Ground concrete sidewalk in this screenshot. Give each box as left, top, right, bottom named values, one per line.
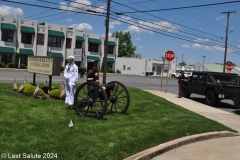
left=124, top=90, right=240, bottom=160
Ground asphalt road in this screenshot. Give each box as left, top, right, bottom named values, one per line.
left=0, top=68, right=239, bottom=115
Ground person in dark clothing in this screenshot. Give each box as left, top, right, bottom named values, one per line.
left=177, top=70, right=185, bottom=98
left=79, top=66, right=86, bottom=78
left=86, top=65, right=99, bottom=84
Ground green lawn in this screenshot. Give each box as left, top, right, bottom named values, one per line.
left=0, top=83, right=236, bottom=160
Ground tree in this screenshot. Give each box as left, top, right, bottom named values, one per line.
left=226, top=61, right=236, bottom=66
left=179, top=62, right=187, bottom=66
left=112, top=31, right=136, bottom=57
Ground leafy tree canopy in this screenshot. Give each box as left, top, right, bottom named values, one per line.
left=112, top=31, right=136, bottom=57
left=179, top=62, right=187, bottom=66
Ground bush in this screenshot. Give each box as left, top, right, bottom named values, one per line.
left=23, top=83, right=44, bottom=96
left=0, top=63, right=6, bottom=68
left=20, top=64, right=27, bottom=69
left=14, top=52, right=20, bottom=68
left=108, top=68, right=114, bottom=73
left=7, top=63, right=14, bottom=68
left=116, top=69, right=121, bottom=74
left=49, top=88, right=64, bottom=100
left=61, top=66, right=64, bottom=72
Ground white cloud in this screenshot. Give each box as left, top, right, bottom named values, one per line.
left=182, top=44, right=190, bottom=48
left=67, top=18, right=73, bottom=22
left=59, top=0, right=104, bottom=14
left=126, top=25, right=152, bottom=34
left=139, top=46, right=143, bottom=49
left=149, top=21, right=179, bottom=32
left=135, top=38, right=141, bottom=41
left=0, top=5, right=23, bottom=17
left=109, top=20, right=121, bottom=29
left=237, top=45, right=240, bottom=48
left=68, top=23, right=92, bottom=31
left=216, top=15, right=225, bottom=21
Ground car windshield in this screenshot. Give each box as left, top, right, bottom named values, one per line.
left=209, top=73, right=238, bottom=84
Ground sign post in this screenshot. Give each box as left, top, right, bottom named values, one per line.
left=164, top=50, right=175, bottom=93
left=226, top=63, right=233, bottom=72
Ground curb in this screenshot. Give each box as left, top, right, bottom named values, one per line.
left=123, top=131, right=240, bottom=160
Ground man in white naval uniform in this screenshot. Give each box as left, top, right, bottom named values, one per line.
left=64, top=56, right=78, bottom=108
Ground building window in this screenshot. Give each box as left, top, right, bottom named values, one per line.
left=48, top=36, right=61, bottom=48
left=152, top=67, right=155, bottom=71
left=108, top=46, right=114, bottom=54
left=21, top=32, right=32, bottom=44
left=88, top=43, right=99, bottom=52
left=1, top=53, right=12, bottom=64
left=1, top=30, right=13, bottom=42
left=66, top=38, right=72, bottom=49
left=75, top=41, right=82, bottom=48
left=37, top=33, right=44, bottom=45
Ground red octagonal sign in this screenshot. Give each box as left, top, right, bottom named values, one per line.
left=226, top=63, right=233, bottom=71
left=165, top=50, right=175, bottom=62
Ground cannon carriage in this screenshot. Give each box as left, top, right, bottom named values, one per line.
left=74, top=81, right=130, bottom=119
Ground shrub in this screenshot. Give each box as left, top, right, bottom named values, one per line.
left=7, top=63, right=14, bottom=68
left=20, top=64, right=27, bottom=69
left=49, top=88, right=63, bottom=100
left=116, top=69, right=121, bottom=74
left=14, top=52, right=20, bottom=68
left=108, top=68, right=114, bottom=73
left=23, top=83, right=44, bottom=96
left=61, top=66, right=64, bottom=72
left=0, top=63, right=6, bottom=68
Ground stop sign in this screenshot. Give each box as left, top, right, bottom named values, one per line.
left=226, top=63, right=233, bottom=71
left=165, top=50, right=175, bottom=62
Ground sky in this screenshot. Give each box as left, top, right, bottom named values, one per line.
left=1, top=0, right=240, bottom=66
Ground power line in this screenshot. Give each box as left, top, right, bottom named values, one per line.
left=114, top=0, right=240, bottom=14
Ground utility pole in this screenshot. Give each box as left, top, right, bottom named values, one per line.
left=103, top=0, right=111, bottom=84
left=221, top=10, right=236, bottom=73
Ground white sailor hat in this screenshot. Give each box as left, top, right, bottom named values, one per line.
left=67, top=55, right=75, bottom=59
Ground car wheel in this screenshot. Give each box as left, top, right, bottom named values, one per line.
left=182, top=85, right=190, bottom=98
left=205, top=90, right=216, bottom=106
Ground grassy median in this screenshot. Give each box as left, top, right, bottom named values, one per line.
left=0, top=83, right=236, bottom=160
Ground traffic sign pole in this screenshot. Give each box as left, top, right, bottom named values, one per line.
left=163, top=50, right=175, bottom=93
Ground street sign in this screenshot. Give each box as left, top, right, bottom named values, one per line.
left=165, top=50, right=175, bottom=62
left=226, top=63, right=233, bottom=71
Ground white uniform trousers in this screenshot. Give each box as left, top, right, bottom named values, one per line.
left=65, top=79, right=75, bottom=106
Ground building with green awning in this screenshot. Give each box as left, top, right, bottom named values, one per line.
left=19, top=48, right=34, bottom=55
left=48, top=30, right=64, bottom=37
left=47, top=52, right=63, bottom=58
left=76, top=36, right=84, bottom=41
left=88, top=38, right=101, bottom=44
left=87, top=55, right=100, bottom=61
left=0, top=47, right=15, bottom=54
left=21, top=26, right=35, bottom=33
left=1, top=23, right=16, bottom=31
left=108, top=41, right=116, bottom=46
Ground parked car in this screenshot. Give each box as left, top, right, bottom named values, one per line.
left=171, top=71, right=192, bottom=78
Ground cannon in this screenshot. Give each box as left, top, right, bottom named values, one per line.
left=74, top=81, right=130, bottom=119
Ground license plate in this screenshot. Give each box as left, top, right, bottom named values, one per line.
left=218, top=94, right=224, bottom=98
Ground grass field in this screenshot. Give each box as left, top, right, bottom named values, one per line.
left=0, top=83, right=236, bottom=160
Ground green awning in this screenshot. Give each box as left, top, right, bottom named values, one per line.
left=76, top=36, right=85, bottom=41
left=47, top=52, right=63, bottom=58
left=1, top=23, right=16, bottom=31
left=0, top=47, right=15, bottom=54
left=21, top=26, right=35, bottom=33
left=108, top=41, right=116, bottom=46
left=88, top=38, right=101, bottom=44
left=107, top=57, right=115, bottom=63
left=19, top=48, right=34, bottom=55
left=48, top=30, right=64, bottom=37
left=87, top=55, right=100, bottom=61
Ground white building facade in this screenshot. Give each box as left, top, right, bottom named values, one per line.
left=0, top=15, right=118, bottom=71
left=115, top=57, right=176, bottom=77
